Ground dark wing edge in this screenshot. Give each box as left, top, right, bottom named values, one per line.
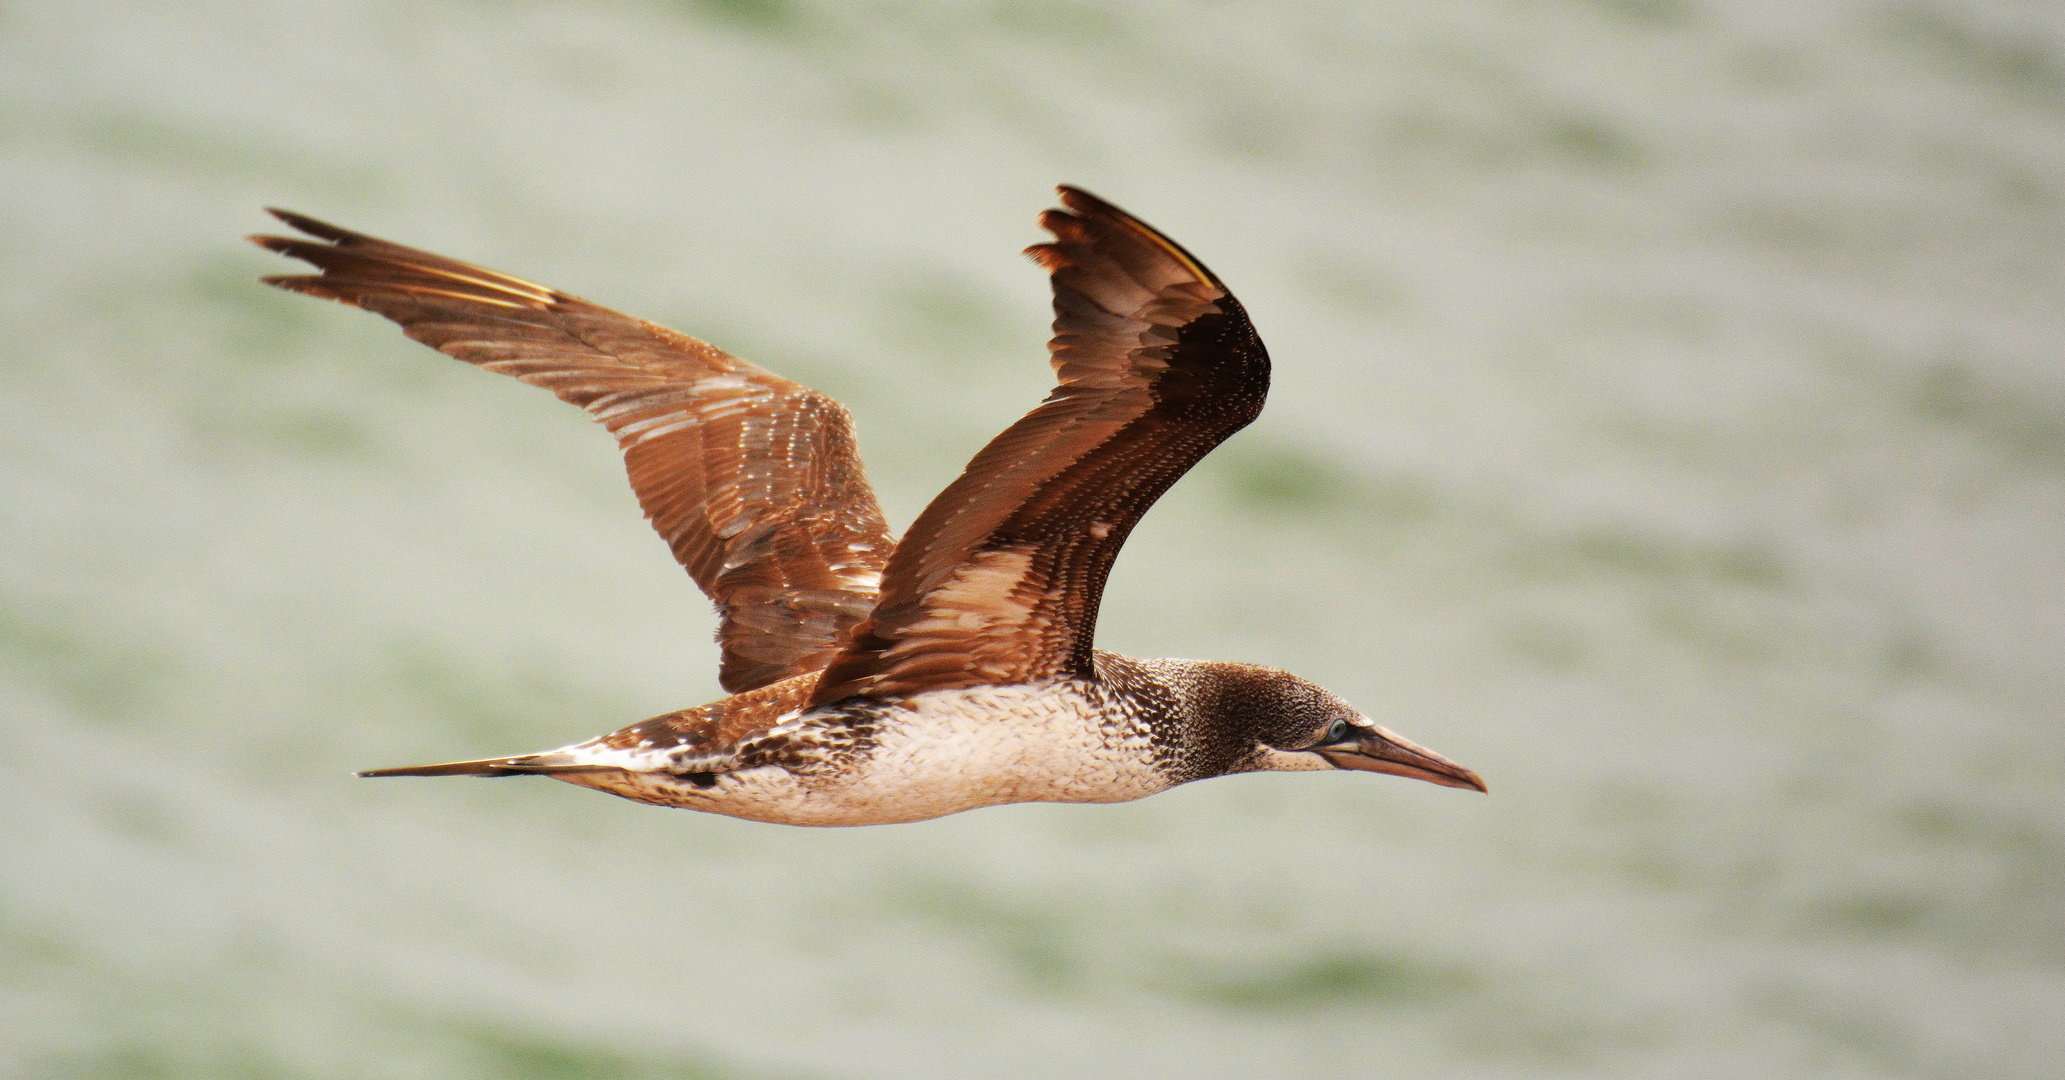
left=251, top=210, right=895, bottom=693
left=809, top=186, right=1270, bottom=706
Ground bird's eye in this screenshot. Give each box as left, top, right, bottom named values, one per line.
left=1321, top=718, right=1352, bottom=745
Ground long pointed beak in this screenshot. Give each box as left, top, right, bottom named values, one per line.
left=1317, top=725, right=1487, bottom=793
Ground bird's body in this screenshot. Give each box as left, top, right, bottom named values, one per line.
left=255, top=187, right=1483, bottom=826
left=528, top=666, right=1170, bottom=827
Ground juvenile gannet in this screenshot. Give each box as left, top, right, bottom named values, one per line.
left=252, top=187, right=1484, bottom=826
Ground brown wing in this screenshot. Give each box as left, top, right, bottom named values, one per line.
left=252, top=211, right=894, bottom=693
left=810, top=186, right=1268, bottom=706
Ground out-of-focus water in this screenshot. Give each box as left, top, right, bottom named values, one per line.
left=4, top=1, right=2062, bottom=1076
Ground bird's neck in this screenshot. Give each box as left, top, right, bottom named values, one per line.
left=1090, top=652, right=1277, bottom=781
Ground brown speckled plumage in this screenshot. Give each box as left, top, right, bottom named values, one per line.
left=259, top=187, right=1484, bottom=826
left=253, top=212, right=892, bottom=694
left=811, top=188, right=1269, bottom=706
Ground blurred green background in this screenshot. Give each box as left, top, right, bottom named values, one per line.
left=4, top=1, right=2062, bottom=1077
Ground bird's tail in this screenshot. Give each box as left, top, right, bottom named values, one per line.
left=357, top=752, right=606, bottom=778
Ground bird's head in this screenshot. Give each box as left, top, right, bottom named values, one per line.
left=1190, top=662, right=1487, bottom=792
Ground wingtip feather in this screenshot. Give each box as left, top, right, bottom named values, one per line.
left=263, top=207, right=358, bottom=242
left=1041, top=185, right=1222, bottom=288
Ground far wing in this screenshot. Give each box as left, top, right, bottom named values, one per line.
left=810, top=187, right=1268, bottom=705
left=253, top=212, right=894, bottom=693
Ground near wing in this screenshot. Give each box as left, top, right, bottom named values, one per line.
left=810, top=187, right=1269, bottom=706
left=252, top=211, right=895, bottom=693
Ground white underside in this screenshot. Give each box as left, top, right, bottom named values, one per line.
left=555, top=681, right=1175, bottom=826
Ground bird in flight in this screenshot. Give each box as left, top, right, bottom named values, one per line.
left=252, top=186, right=1484, bottom=826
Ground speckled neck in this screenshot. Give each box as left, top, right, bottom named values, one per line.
left=1091, top=652, right=1300, bottom=782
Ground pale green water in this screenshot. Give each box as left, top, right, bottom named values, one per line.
left=4, top=2, right=2063, bottom=1077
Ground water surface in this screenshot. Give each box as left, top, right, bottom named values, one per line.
left=3, top=2, right=2062, bottom=1077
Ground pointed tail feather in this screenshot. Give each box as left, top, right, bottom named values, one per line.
left=357, top=752, right=605, bottom=778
